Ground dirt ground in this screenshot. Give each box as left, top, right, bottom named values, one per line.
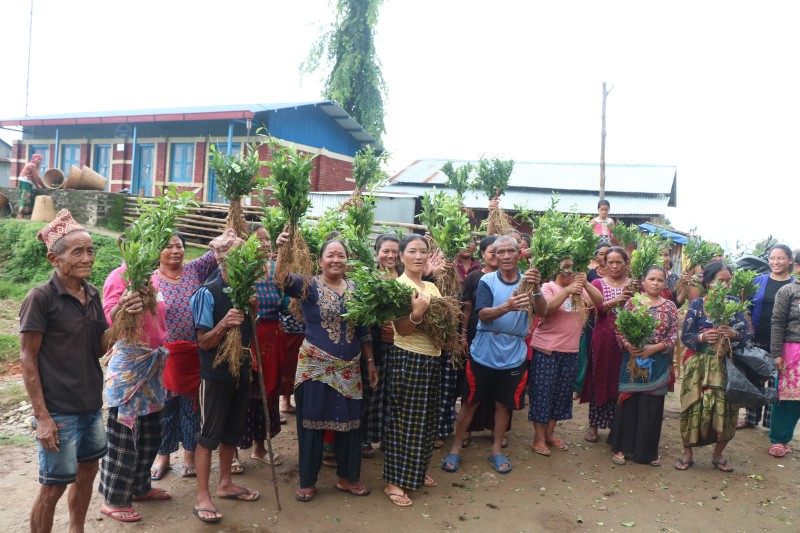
left=0, top=391, right=797, bottom=533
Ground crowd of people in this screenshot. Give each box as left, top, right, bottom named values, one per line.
left=18, top=200, right=800, bottom=530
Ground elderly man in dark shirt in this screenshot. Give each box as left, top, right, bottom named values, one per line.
left=19, top=210, right=142, bottom=532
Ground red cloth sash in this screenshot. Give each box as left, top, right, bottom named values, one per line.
left=163, top=340, right=200, bottom=396
left=253, top=320, right=287, bottom=400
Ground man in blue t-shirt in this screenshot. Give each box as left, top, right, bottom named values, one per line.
left=442, top=235, right=546, bottom=474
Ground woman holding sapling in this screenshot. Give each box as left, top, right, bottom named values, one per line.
left=274, top=233, right=378, bottom=502
left=581, top=246, right=635, bottom=442
left=676, top=261, right=751, bottom=472
left=360, top=234, right=401, bottom=458
left=608, top=265, right=678, bottom=466
left=149, top=232, right=218, bottom=480
left=739, top=244, right=794, bottom=430
left=529, top=258, right=603, bottom=456
left=383, top=234, right=444, bottom=507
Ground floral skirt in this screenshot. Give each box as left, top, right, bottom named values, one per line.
left=679, top=351, right=737, bottom=447
left=18, top=181, right=33, bottom=214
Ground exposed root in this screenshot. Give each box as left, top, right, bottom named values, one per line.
left=110, top=278, right=157, bottom=346
left=288, top=297, right=305, bottom=322
left=435, top=263, right=462, bottom=299
left=626, top=354, right=651, bottom=382
left=275, top=226, right=314, bottom=295
left=714, top=335, right=733, bottom=360
left=226, top=199, right=248, bottom=239
left=419, top=296, right=462, bottom=354
left=487, top=207, right=513, bottom=235
left=213, top=328, right=244, bottom=380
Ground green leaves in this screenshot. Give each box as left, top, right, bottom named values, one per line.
left=119, top=185, right=198, bottom=292
left=704, top=280, right=749, bottom=326
left=684, top=231, right=724, bottom=271
left=260, top=205, right=287, bottom=252
left=341, top=266, right=414, bottom=325
left=441, top=161, right=474, bottom=201
left=352, top=146, right=389, bottom=192
left=263, top=141, right=315, bottom=227
left=418, top=189, right=473, bottom=260
left=611, top=223, right=641, bottom=250
left=473, top=156, right=514, bottom=199
left=730, top=267, right=760, bottom=302
left=208, top=142, right=262, bottom=202
left=615, top=293, right=660, bottom=348
left=531, top=196, right=599, bottom=279
left=629, top=233, right=669, bottom=281
left=222, top=234, right=268, bottom=313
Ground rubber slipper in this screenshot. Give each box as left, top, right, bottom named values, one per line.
left=650, top=457, right=661, bottom=467
left=322, top=458, right=337, bottom=468
left=335, top=483, right=371, bottom=496
left=423, top=475, right=437, bottom=487
left=192, top=507, right=222, bottom=523
left=295, top=487, right=316, bottom=502
left=218, top=488, right=259, bottom=501
left=251, top=454, right=283, bottom=466
left=384, top=488, right=412, bottom=507
left=101, top=505, right=141, bottom=522
left=433, top=439, right=444, bottom=449
left=133, top=487, right=172, bottom=501
left=488, top=453, right=512, bottom=473
left=231, top=458, right=244, bottom=474
left=711, top=459, right=734, bottom=472
left=441, top=453, right=462, bottom=473
left=531, top=443, right=551, bottom=456
left=674, top=458, right=694, bottom=471
left=546, top=438, right=569, bottom=451
left=149, top=465, right=170, bottom=480
left=182, top=466, right=197, bottom=478
left=768, top=443, right=789, bottom=457
left=736, top=420, right=753, bottom=430
left=361, top=444, right=376, bottom=459
left=584, top=432, right=598, bottom=443
left=611, top=453, right=626, bottom=466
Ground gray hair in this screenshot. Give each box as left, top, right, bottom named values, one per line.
left=493, top=235, right=519, bottom=251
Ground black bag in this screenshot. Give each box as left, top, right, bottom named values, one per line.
left=725, top=358, right=771, bottom=408
left=732, top=344, right=778, bottom=383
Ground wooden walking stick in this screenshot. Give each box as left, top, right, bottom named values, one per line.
left=249, top=314, right=282, bottom=511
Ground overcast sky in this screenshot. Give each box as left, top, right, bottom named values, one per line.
left=2, top=0, right=798, bottom=251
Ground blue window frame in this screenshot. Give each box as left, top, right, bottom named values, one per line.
left=93, top=145, right=111, bottom=190
left=30, top=145, right=49, bottom=173
left=61, top=144, right=81, bottom=174
left=170, top=143, right=195, bottom=183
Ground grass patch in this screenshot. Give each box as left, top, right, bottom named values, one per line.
left=184, top=245, right=208, bottom=261
left=0, top=335, right=18, bottom=371
left=0, top=434, right=35, bottom=447
left=0, top=382, right=27, bottom=411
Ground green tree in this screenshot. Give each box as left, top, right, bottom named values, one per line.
left=302, top=0, right=387, bottom=144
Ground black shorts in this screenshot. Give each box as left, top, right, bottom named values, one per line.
left=197, top=378, right=251, bottom=450
left=464, top=358, right=528, bottom=411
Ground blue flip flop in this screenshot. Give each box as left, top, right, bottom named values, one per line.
left=488, top=453, right=512, bottom=474
left=441, top=453, right=462, bottom=473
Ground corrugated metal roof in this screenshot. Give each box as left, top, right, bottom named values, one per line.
left=382, top=184, right=670, bottom=216
left=390, top=160, right=676, bottom=195
left=308, top=191, right=418, bottom=224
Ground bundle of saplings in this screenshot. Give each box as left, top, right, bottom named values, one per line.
left=704, top=280, right=749, bottom=358
left=615, top=293, right=661, bottom=382
left=473, top=156, right=514, bottom=234
left=209, top=142, right=263, bottom=238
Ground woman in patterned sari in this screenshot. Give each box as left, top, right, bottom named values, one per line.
left=274, top=235, right=378, bottom=502
left=676, top=261, right=751, bottom=472
left=16, top=153, right=44, bottom=219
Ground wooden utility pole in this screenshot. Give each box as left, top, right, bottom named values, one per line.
left=599, top=82, right=613, bottom=201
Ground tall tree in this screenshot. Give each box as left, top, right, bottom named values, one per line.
left=302, top=0, right=387, bottom=144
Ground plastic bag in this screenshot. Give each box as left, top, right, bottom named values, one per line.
left=725, top=358, right=771, bottom=408
left=733, top=344, right=778, bottom=382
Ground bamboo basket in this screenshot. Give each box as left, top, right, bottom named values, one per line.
left=65, top=165, right=82, bottom=189
left=0, top=192, right=10, bottom=214
left=31, top=195, right=56, bottom=222
left=43, top=168, right=65, bottom=189
left=76, top=166, right=107, bottom=190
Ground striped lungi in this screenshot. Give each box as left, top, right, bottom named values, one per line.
left=383, top=345, right=441, bottom=491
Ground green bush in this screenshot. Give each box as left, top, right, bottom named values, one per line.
left=0, top=334, right=19, bottom=372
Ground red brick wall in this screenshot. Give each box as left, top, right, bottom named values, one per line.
left=194, top=142, right=206, bottom=184
left=156, top=142, right=167, bottom=182
left=80, top=143, right=90, bottom=167
left=11, top=142, right=25, bottom=177
left=314, top=155, right=353, bottom=191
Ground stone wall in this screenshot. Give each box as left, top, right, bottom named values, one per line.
left=0, top=186, right=126, bottom=228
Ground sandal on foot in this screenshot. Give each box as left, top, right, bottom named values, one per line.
left=433, top=439, right=444, bottom=449
left=361, top=443, right=376, bottom=459
left=251, top=454, right=283, bottom=466
left=711, top=459, right=734, bottom=472
left=384, top=488, right=412, bottom=507
left=769, top=443, right=790, bottom=457
left=441, top=453, right=462, bottom=473
left=674, top=458, right=694, bottom=471
left=584, top=432, right=598, bottom=443
left=150, top=465, right=170, bottom=480
left=531, top=443, right=551, bottom=456
left=336, top=483, right=371, bottom=496
left=488, top=453, right=512, bottom=473
left=462, top=436, right=472, bottom=448
left=219, top=488, right=259, bottom=501
left=133, top=487, right=172, bottom=501
left=423, top=475, right=437, bottom=487
left=546, top=438, right=569, bottom=451
left=501, top=437, right=509, bottom=449
left=101, top=505, right=141, bottom=523
left=295, top=487, right=316, bottom=502
left=650, top=457, right=661, bottom=467
left=736, top=420, right=753, bottom=430
left=182, top=465, right=197, bottom=478
left=192, top=507, right=222, bottom=524
left=230, top=458, right=244, bottom=474
left=611, top=453, right=626, bottom=466
left=322, top=457, right=337, bottom=468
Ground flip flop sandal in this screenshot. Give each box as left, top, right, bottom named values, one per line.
left=423, top=475, right=438, bottom=487
left=546, top=439, right=569, bottom=451
left=584, top=432, right=599, bottom=443
left=611, top=453, right=626, bottom=466
left=433, top=439, right=444, bottom=449
left=335, top=483, right=371, bottom=496
left=101, top=505, right=141, bottom=523
left=149, top=465, right=170, bottom=480
left=441, top=453, right=462, bottom=473
left=736, top=421, right=753, bottom=430
left=674, top=458, right=694, bottom=471
left=384, top=488, right=412, bottom=507
left=295, top=487, right=316, bottom=502
left=322, top=457, right=337, bottom=468
left=192, top=507, right=222, bottom=524
left=531, top=443, right=551, bottom=456
left=769, top=444, right=789, bottom=457
left=219, top=488, right=260, bottom=501
left=251, top=454, right=283, bottom=466
left=133, top=487, right=172, bottom=501
left=711, top=459, right=734, bottom=472
left=488, top=453, right=512, bottom=473
left=182, top=466, right=197, bottom=478
left=231, top=458, right=244, bottom=474
left=650, top=457, right=661, bottom=467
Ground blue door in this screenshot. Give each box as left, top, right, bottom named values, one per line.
left=208, top=144, right=240, bottom=203
left=30, top=145, right=50, bottom=174
left=93, top=145, right=111, bottom=190
left=135, top=144, right=154, bottom=196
